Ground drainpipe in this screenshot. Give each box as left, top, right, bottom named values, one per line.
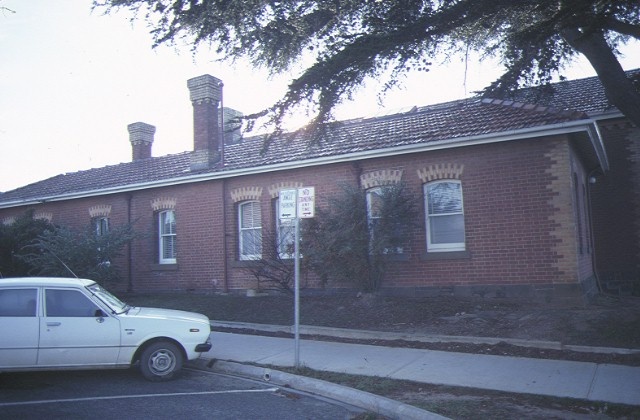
left=219, top=83, right=225, bottom=169
left=586, top=167, right=603, bottom=294
left=221, top=178, right=229, bottom=293
left=126, top=194, right=133, bottom=292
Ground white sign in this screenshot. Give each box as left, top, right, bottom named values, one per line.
left=279, top=189, right=297, bottom=219
left=297, top=187, right=315, bottom=218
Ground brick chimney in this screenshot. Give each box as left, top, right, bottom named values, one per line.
left=127, top=122, right=155, bottom=161
left=187, top=74, right=223, bottom=170
left=222, top=107, right=243, bottom=145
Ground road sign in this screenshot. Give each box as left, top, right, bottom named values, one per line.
left=297, top=187, right=315, bottom=218
left=279, top=189, right=297, bottom=219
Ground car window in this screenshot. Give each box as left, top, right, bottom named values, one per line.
left=87, top=283, right=128, bottom=313
left=0, top=289, right=37, bottom=317
left=45, top=289, right=100, bottom=317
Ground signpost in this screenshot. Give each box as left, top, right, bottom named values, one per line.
left=279, top=187, right=314, bottom=367
left=278, top=189, right=297, bottom=219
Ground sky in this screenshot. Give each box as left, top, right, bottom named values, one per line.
left=1, top=1, right=639, bottom=192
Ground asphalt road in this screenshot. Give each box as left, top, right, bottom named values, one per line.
left=0, top=367, right=363, bottom=419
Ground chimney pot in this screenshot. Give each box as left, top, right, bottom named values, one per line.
left=128, top=122, right=155, bottom=161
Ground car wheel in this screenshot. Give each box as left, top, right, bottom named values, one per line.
left=139, top=341, right=184, bottom=381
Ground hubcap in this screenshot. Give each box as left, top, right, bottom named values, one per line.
left=149, top=349, right=176, bottom=375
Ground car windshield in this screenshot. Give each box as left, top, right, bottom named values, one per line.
left=87, top=283, right=130, bottom=314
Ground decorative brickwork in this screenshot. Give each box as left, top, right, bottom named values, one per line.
left=230, top=186, right=263, bottom=202
left=88, top=204, right=112, bottom=218
left=544, top=141, right=576, bottom=283
left=268, top=182, right=303, bottom=198
left=151, top=197, right=177, bottom=211
left=127, top=122, right=155, bottom=145
left=360, top=169, right=404, bottom=189
left=417, top=163, right=464, bottom=183
left=188, top=74, right=222, bottom=170
left=187, top=75, right=222, bottom=103
left=34, top=212, right=53, bottom=222
left=128, top=122, right=155, bottom=161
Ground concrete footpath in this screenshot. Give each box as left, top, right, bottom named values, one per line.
left=199, top=328, right=640, bottom=407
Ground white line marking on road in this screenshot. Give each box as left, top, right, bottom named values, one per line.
left=0, top=388, right=281, bottom=407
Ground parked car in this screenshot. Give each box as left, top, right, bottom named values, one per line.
left=0, top=277, right=212, bottom=381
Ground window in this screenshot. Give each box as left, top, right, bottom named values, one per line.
left=94, top=217, right=109, bottom=236
left=158, top=210, right=177, bottom=264
left=0, top=289, right=37, bottom=317
left=366, top=187, right=403, bottom=254
left=366, top=187, right=384, bottom=247
left=239, top=201, right=262, bottom=260
left=45, top=289, right=100, bottom=317
left=275, top=198, right=295, bottom=258
left=424, top=180, right=465, bottom=251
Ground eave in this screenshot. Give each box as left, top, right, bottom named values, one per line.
left=0, top=118, right=607, bottom=209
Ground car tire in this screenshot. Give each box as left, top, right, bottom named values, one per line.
left=139, top=341, right=183, bottom=382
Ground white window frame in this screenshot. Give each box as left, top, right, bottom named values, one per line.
left=158, top=210, right=177, bottom=264
left=94, top=217, right=109, bottom=236
left=366, top=187, right=383, bottom=246
left=275, top=198, right=295, bottom=259
left=424, top=180, right=466, bottom=252
left=366, top=186, right=403, bottom=254
left=239, top=201, right=262, bottom=260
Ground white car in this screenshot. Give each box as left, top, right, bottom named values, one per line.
left=0, top=277, right=212, bottom=381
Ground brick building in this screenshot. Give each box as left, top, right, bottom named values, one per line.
left=1, top=71, right=638, bottom=302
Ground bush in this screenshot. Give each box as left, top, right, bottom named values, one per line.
left=302, top=182, right=417, bottom=292
left=0, top=210, right=136, bottom=286
left=0, top=210, right=55, bottom=278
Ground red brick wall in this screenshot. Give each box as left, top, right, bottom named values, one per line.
left=1, top=134, right=597, bottom=299
left=220, top=135, right=587, bottom=295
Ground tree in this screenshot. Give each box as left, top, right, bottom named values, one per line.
left=302, top=182, right=417, bottom=292
left=17, top=222, right=136, bottom=287
left=95, top=0, right=640, bottom=132
left=242, top=224, right=300, bottom=294
left=0, top=211, right=55, bottom=278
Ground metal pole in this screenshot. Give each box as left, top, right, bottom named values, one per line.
left=293, top=214, right=301, bottom=368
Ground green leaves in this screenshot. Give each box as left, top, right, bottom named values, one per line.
left=301, top=182, right=417, bottom=292
left=94, top=0, right=640, bottom=133
left=0, top=211, right=136, bottom=286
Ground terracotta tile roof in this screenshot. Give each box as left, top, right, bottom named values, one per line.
left=221, top=97, right=587, bottom=170
left=504, top=68, right=640, bottom=115
left=1, top=69, right=633, bottom=205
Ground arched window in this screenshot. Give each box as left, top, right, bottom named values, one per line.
left=424, top=180, right=465, bottom=251
left=239, top=201, right=262, bottom=260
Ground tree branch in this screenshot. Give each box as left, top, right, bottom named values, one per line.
left=603, top=17, right=640, bottom=40
left=562, top=27, right=640, bottom=128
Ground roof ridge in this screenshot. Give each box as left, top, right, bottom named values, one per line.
left=481, top=97, right=588, bottom=120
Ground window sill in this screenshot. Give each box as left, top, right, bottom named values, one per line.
left=151, top=263, right=178, bottom=271
left=421, top=250, right=471, bottom=261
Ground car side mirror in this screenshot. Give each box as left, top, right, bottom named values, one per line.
left=95, top=309, right=107, bottom=318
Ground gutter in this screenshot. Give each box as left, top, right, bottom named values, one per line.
left=0, top=118, right=606, bottom=209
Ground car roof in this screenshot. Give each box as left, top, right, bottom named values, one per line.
left=0, top=277, right=96, bottom=288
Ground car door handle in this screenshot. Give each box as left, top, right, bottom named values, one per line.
left=47, top=322, right=61, bottom=327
